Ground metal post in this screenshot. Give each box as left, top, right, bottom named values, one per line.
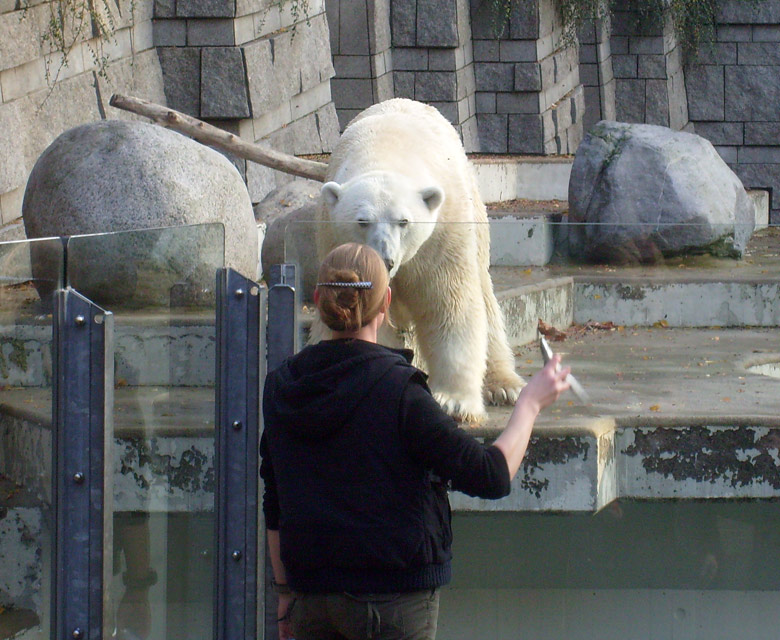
left=264, top=264, right=298, bottom=639
left=267, top=264, right=298, bottom=371
left=52, top=288, right=113, bottom=640
left=215, top=268, right=263, bottom=640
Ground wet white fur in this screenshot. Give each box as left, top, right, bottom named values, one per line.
left=314, top=98, right=524, bottom=423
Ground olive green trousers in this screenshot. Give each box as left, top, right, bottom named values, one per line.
left=290, top=589, right=440, bottom=640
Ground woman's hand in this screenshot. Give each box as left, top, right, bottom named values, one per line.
left=277, top=593, right=295, bottom=640
left=495, top=354, right=572, bottom=479
left=517, top=354, right=571, bottom=414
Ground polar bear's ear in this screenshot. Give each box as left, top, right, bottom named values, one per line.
left=420, top=186, right=444, bottom=212
left=321, top=182, right=342, bottom=209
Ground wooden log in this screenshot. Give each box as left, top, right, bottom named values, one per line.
left=109, top=93, right=329, bottom=182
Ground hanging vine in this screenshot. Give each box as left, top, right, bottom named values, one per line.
left=486, top=0, right=758, bottom=60
left=20, top=0, right=133, bottom=91
left=260, top=0, right=312, bottom=37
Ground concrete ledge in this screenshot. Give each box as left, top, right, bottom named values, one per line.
left=453, top=419, right=780, bottom=512
left=451, top=421, right=617, bottom=512
left=0, top=385, right=216, bottom=513
left=573, top=280, right=780, bottom=327
left=489, top=215, right=555, bottom=266
left=617, top=423, right=780, bottom=500
left=496, top=277, right=573, bottom=347
left=748, top=188, right=770, bottom=229
left=471, top=155, right=573, bottom=202
left=0, top=319, right=215, bottom=388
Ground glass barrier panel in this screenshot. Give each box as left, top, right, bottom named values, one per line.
left=278, top=218, right=780, bottom=637
left=67, top=224, right=225, bottom=640
left=445, top=503, right=780, bottom=638
left=0, top=238, right=62, bottom=639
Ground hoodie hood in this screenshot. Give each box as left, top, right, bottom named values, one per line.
left=264, top=340, right=416, bottom=439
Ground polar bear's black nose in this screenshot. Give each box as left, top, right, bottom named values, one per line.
left=384, top=258, right=394, bottom=271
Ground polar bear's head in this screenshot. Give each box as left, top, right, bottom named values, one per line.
left=320, top=171, right=444, bottom=278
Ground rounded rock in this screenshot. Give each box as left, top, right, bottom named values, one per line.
left=23, top=120, right=258, bottom=306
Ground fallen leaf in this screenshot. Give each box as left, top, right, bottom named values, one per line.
left=653, top=320, right=669, bottom=328
left=722, top=397, right=731, bottom=403
left=538, top=319, right=567, bottom=341
left=650, top=405, right=661, bottom=412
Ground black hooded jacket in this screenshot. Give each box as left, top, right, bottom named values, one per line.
left=260, top=339, right=511, bottom=594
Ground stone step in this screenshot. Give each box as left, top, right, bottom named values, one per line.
left=573, top=279, right=780, bottom=327
left=0, top=387, right=215, bottom=514
left=454, top=327, right=780, bottom=512
left=495, top=276, right=573, bottom=348
left=2, top=329, right=778, bottom=519
left=471, top=155, right=573, bottom=203
left=487, top=205, right=563, bottom=267
left=0, top=315, right=215, bottom=388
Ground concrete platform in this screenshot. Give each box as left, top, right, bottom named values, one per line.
left=1, top=324, right=778, bottom=517
left=451, top=326, right=780, bottom=512
left=0, top=226, right=778, bottom=518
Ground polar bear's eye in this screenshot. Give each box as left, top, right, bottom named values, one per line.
left=399, top=219, right=409, bottom=227
left=357, top=218, right=370, bottom=227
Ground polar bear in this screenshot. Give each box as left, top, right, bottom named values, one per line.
left=315, top=98, right=524, bottom=423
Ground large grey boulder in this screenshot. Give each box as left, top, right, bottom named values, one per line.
left=23, top=120, right=257, bottom=306
left=568, top=121, right=755, bottom=263
left=256, top=181, right=320, bottom=300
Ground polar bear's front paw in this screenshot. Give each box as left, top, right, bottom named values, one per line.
left=433, top=391, right=487, bottom=425
left=484, top=371, right=526, bottom=406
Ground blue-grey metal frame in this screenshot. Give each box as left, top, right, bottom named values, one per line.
left=52, top=288, right=113, bottom=640
left=266, top=264, right=298, bottom=370
left=215, top=268, right=264, bottom=640
left=264, top=264, right=298, bottom=640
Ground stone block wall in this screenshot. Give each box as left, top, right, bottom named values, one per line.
left=609, top=8, right=690, bottom=131
left=326, top=0, right=394, bottom=130
left=1, top=0, right=339, bottom=241
left=470, top=0, right=584, bottom=155
left=153, top=0, right=340, bottom=202
left=578, top=16, right=615, bottom=131
left=686, top=0, right=780, bottom=223
left=391, top=0, right=479, bottom=150
left=0, top=0, right=166, bottom=239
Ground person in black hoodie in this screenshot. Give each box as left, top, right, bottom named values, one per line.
left=261, top=242, right=571, bottom=640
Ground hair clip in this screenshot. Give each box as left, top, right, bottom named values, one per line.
left=316, top=281, right=373, bottom=289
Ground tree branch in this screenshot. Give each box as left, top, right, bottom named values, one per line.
left=109, top=94, right=329, bottom=182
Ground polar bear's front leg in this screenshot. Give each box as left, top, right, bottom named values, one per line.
left=413, top=303, right=489, bottom=424
left=479, top=262, right=526, bottom=406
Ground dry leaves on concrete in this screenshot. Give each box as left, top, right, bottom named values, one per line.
left=537, top=318, right=621, bottom=342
